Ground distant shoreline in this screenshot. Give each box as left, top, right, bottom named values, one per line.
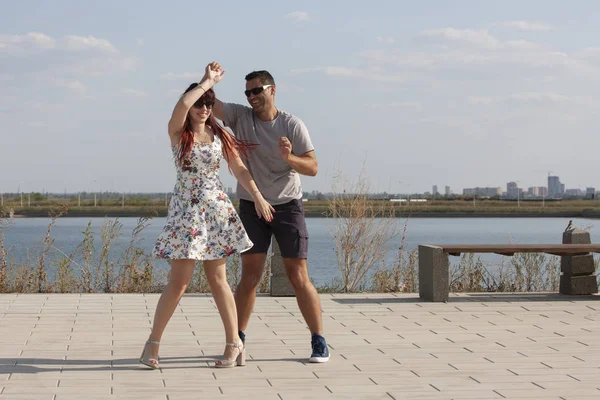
left=8, top=209, right=600, bottom=219
left=5, top=199, right=600, bottom=219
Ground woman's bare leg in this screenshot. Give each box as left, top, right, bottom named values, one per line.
left=145, top=259, right=195, bottom=360
left=203, top=258, right=238, bottom=344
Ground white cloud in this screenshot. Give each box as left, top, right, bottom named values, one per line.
left=296, top=25, right=599, bottom=90
left=160, top=72, right=202, bottom=80
left=136, top=38, right=145, bottom=47
left=25, top=32, right=56, bottom=49
left=361, top=36, right=595, bottom=78
left=0, top=32, right=56, bottom=51
left=0, top=32, right=118, bottom=53
left=64, top=35, right=117, bottom=52
left=420, top=28, right=499, bottom=48
left=576, top=47, right=600, bottom=62
left=27, top=121, right=46, bottom=128
left=290, top=65, right=412, bottom=83
left=121, top=88, right=148, bottom=97
left=285, top=11, right=311, bottom=22
left=467, top=96, right=494, bottom=105
left=167, top=88, right=184, bottom=97
left=27, top=101, right=65, bottom=111
left=497, top=21, right=555, bottom=32
left=376, top=36, right=395, bottom=44
left=66, top=80, right=86, bottom=93
left=468, top=92, right=571, bottom=105
left=290, top=66, right=361, bottom=77
left=418, top=28, right=539, bottom=50
left=0, top=32, right=132, bottom=79
left=509, top=92, right=570, bottom=102
left=62, top=55, right=138, bottom=77
left=276, top=83, right=305, bottom=93
left=51, top=78, right=87, bottom=93
left=372, top=101, right=423, bottom=111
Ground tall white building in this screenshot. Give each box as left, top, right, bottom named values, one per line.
left=586, top=187, right=596, bottom=199
left=548, top=176, right=564, bottom=197
left=506, top=182, right=519, bottom=199
left=462, top=187, right=502, bottom=197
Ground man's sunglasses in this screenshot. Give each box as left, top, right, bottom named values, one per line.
left=193, top=100, right=214, bottom=109
left=244, top=85, right=273, bottom=98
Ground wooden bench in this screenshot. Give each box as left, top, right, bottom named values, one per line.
left=418, top=242, right=600, bottom=302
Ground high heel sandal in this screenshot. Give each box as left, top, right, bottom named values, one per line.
left=214, top=341, right=245, bottom=368
left=139, top=339, right=160, bottom=369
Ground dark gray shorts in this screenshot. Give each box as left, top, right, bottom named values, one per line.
left=239, top=198, right=309, bottom=259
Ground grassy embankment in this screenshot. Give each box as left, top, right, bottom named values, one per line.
left=4, top=198, right=600, bottom=218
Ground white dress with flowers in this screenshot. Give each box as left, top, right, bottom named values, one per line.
left=153, top=135, right=253, bottom=260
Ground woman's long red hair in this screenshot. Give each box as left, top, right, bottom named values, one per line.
left=176, top=84, right=256, bottom=168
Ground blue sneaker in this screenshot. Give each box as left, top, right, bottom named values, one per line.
left=309, top=334, right=330, bottom=363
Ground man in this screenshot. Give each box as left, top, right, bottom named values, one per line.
left=211, top=63, right=329, bottom=363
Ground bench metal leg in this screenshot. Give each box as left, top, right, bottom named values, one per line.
left=418, top=245, right=449, bottom=302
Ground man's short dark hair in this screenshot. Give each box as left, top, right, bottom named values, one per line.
left=245, top=70, right=275, bottom=86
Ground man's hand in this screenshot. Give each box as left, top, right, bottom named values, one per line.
left=279, top=137, right=292, bottom=160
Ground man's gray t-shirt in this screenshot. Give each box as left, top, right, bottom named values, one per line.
left=221, top=103, right=314, bottom=205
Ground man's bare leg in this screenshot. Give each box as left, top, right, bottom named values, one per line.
left=283, top=258, right=322, bottom=334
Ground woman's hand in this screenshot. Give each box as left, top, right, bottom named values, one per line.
left=204, top=61, right=226, bottom=85
left=253, top=193, right=275, bottom=222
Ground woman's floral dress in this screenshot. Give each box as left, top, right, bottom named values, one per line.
left=153, top=135, right=253, bottom=260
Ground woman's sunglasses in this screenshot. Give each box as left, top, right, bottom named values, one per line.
left=193, top=100, right=214, bottom=109
left=244, top=85, right=273, bottom=98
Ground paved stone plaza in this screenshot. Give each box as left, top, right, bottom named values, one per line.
left=0, top=292, right=598, bottom=400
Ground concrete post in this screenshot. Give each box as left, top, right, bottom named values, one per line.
left=418, top=245, right=449, bottom=302
left=560, top=228, right=598, bottom=295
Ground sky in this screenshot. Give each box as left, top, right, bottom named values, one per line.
left=1, top=0, right=600, bottom=195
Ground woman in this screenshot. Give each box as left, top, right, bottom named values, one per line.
left=140, top=62, right=274, bottom=369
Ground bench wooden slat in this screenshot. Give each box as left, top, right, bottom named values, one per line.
left=428, top=244, right=600, bottom=255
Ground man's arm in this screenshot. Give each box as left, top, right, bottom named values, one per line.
left=213, top=99, right=251, bottom=133
left=212, top=98, right=224, bottom=121
left=279, top=136, right=318, bottom=176
left=287, top=151, right=318, bottom=176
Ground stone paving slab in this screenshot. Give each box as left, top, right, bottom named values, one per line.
left=0, top=292, right=598, bottom=399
